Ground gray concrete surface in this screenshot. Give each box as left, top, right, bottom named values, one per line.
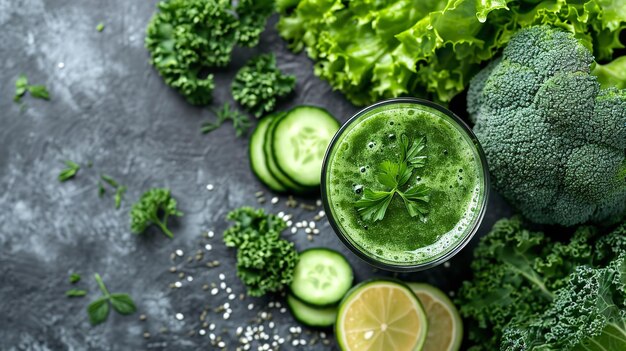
left=0, top=1, right=513, bottom=349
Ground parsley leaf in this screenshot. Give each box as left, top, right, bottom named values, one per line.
left=201, top=103, right=251, bottom=137
left=130, top=188, right=183, bottom=238
left=88, top=273, right=136, bottom=325
left=355, top=189, right=395, bottom=222
left=28, top=85, right=50, bottom=100
left=58, top=161, right=80, bottom=182
left=101, top=174, right=119, bottom=188
left=66, top=289, right=87, bottom=297
left=69, top=273, right=82, bottom=284
left=114, top=186, right=127, bottom=209
left=354, top=134, right=430, bottom=222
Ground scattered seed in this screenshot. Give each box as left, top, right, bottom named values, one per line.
left=255, top=191, right=264, bottom=197
left=169, top=266, right=177, bottom=273
left=174, top=281, right=182, bottom=288
left=143, top=332, right=151, bottom=339
left=175, top=249, right=184, bottom=257
left=270, top=197, right=279, bottom=204
left=139, top=314, right=147, bottom=321
left=208, top=230, right=215, bottom=238
left=186, top=276, right=193, bottom=282
left=175, top=313, right=184, bottom=320
left=206, top=184, right=214, bottom=191
left=219, top=273, right=225, bottom=280
left=211, top=288, right=219, bottom=295
left=199, top=329, right=206, bottom=336
left=205, top=244, right=212, bottom=251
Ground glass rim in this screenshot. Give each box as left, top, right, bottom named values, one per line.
left=320, top=97, right=490, bottom=272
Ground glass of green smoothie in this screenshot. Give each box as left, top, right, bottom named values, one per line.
left=322, top=98, right=489, bottom=271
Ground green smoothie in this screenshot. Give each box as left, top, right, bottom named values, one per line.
left=323, top=100, right=487, bottom=268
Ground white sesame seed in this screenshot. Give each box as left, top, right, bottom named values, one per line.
left=219, top=273, right=225, bottom=280
left=268, top=322, right=275, bottom=328
left=292, top=339, right=299, bottom=346
left=57, top=62, right=65, bottom=69
left=175, top=313, right=184, bottom=320
left=229, top=294, right=236, bottom=300
left=260, top=312, right=268, bottom=319
left=286, top=220, right=293, bottom=226
left=211, top=288, right=218, bottom=295
left=278, top=338, right=285, bottom=344
left=305, top=228, right=312, bottom=234
left=280, top=307, right=286, bottom=313
left=205, top=244, right=212, bottom=251
left=444, top=261, right=451, bottom=268
left=268, top=302, right=275, bottom=308
left=303, top=221, right=309, bottom=227
left=174, top=281, right=182, bottom=288
left=320, top=332, right=327, bottom=339
left=262, top=344, right=270, bottom=350
left=224, top=303, right=230, bottom=309
left=210, top=333, right=216, bottom=340
left=313, top=229, right=320, bottom=234
left=275, top=302, right=281, bottom=308
left=220, top=282, right=226, bottom=289
left=290, top=227, right=297, bottom=234
left=309, top=221, right=315, bottom=228
left=289, top=327, right=297, bottom=333
left=318, top=210, right=325, bottom=217
left=223, top=312, right=230, bottom=320
left=199, top=329, right=206, bottom=336
left=299, top=339, right=307, bottom=345
left=271, top=197, right=279, bottom=204
left=236, top=327, right=243, bottom=335
left=226, top=287, right=232, bottom=293
left=316, top=199, right=322, bottom=206
left=277, top=211, right=285, bottom=218
left=206, top=184, right=214, bottom=191
left=186, top=276, right=193, bottom=282
left=295, top=222, right=303, bottom=228
left=217, top=341, right=225, bottom=348
left=284, top=214, right=292, bottom=220
left=208, top=230, right=215, bottom=238
left=175, top=249, right=184, bottom=256
left=209, top=323, right=216, bottom=330
left=248, top=303, right=254, bottom=310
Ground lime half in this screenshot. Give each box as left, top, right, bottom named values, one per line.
left=336, top=280, right=428, bottom=351
left=407, top=283, right=463, bottom=351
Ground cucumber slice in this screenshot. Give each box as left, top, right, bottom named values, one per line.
left=249, top=114, right=287, bottom=192
left=264, top=113, right=306, bottom=192
left=272, top=106, right=340, bottom=188
left=287, top=294, right=337, bottom=328
left=290, top=248, right=353, bottom=306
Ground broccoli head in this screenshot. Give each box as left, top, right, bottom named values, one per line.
left=468, top=26, right=626, bottom=226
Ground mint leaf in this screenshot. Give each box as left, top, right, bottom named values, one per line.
left=69, top=273, right=81, bottom=284
left=66, top=289, right=87, bottom=297
left=355, top=189, right=394, bottom=222
left=87, top=298, right=110, bottom=325
left=110, top=293, right=136, bottom=315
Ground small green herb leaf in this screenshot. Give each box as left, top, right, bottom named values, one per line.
left=69, top=273, right=82, bottom=284
left=28, top=85, right=50, bottom=100
left=14, top=75, right=28, bottom=102
left=130, top=188, right=183, bottom=238
left=66, top=289, right=87, bottom=297
left=114, top=186, right=127, bottom=209
left=58, top=161, right=80, bottom=182
left=355, top=189, right=394, bottom=222
left=398, top=184, right=430, bottom=219
left=100, top=174, right=119, bottom=188
left=202, top=103, right=251, bottom=137
left=201, top=122, right=221, bottom=134
left=401, top=134, right=427, bottom=168
left=109, top=293, right=137, bottom=315
left=98, top=182, right=106, bottom=197
left=377, top=161, right=400, bottom=188
left=96, top=23, right=105, bottom=32
left=87, top=298, right=110, bottom=325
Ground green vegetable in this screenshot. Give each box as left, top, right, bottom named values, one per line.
left=100, top=175, right=126, bottom=209
left=88, top=273, right=136, bottom=325
left=467, top=26, right=626, bottom=226
left=355, top=135, right=430, bottom=222
left=66, top=289, right=87, bottom=297
left=223, top=207, right=298, bottom=297
left=232, top=54, right=296, bottom=118
left=130, top=188, right=183, bottom=238
left=96, top=23, right=104, bottom=32
left=278, top=0, right=626, bottom=105
left=69, top=273, right=81, bottom=284
left=58, top=161, right=80, bottom=182
left=14, top=74, right=50, bottom=102
left=223, top=207, right=286, bottom=248
left=145, top=0, right=274, bottom=105
left=201, top=102, right=252, bottom=137
left=456, top=217, right=626, bottom=350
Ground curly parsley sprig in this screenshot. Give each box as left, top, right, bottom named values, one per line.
left=355, top=135, right=430, bottom=222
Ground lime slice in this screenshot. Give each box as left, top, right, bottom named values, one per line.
left=336, top=280, right=428, bottom=351
left=407, top=283, right=463, bottom=351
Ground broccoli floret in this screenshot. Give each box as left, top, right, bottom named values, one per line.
left=467, top=26, right=626, bottom=226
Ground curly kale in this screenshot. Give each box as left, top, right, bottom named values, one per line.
left=145, top=0, right=275, bottom=106
left=223, top=207, right=298, bottom=296
left=457, top=217, right=626, bottom=351
left=231, top=54, right=296, bottom=118
left=223, top=207, right=286, bottom=248
left=130, top=188, right=183, bottom=239
left=236, top=230, right=298, bottom=297
left=467, top=26, right=626, bottom=226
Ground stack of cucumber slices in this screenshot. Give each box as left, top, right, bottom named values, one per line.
left=249, top=106, right=340, bottom=193
left=287, top=248, right=353, bottom=328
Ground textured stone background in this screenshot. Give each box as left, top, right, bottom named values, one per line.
left=0, top=1, right=513, bottom=350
